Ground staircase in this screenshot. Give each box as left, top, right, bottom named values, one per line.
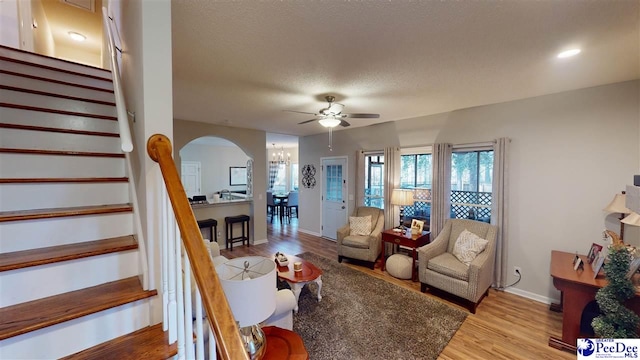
left=0, top=46, right=171, bottom=359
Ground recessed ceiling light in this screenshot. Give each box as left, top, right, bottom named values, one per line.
left=557, top=49, right=581, bottom=58
left=68, top=31, right=86, bottom=42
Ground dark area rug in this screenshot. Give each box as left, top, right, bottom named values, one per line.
left=285, top=252, right=468, bottom=360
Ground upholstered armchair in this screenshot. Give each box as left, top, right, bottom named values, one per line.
left=337, top=206, right=385, bottom=269
left=417, top=218, right=497, bottom=313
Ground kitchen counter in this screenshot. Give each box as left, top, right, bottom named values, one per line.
left=191, top=198, right=253, bottom=248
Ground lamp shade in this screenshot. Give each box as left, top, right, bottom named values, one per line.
left=622, top=212, right=640, bottom=227
left=216, top=256, right=277, bottom=327
left=604, top=193, right=631, bottom=214
left=391, top=189, right=414, bottom=206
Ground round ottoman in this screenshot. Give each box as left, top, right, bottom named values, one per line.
left=386, top=254, right=413, bottom=280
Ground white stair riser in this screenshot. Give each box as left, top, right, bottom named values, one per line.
left=0, top=153, right=125, bottom=178
left=0, top=213, right=134, bottom=253
left=1, top=251, right=139, bottom=307
left=0, top=106, right=120, bottom=133
left=1, top=89, right=116, bottom=117
left=0, top=47, right=112, bottom=80
left=0, top=182, right=130, bottom=211
left=0, top=299, right=151, bottom=360
left=1, top=128, right=122, bottom=154
left=0, top=72, right=116, bottom=103
left=0, top=60, right=113, bottom=91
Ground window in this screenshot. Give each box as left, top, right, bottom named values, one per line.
left=364, top=154, right=384, bottom=208
left=450, top=150, right=493, bottom=221
left=400, top=152, right=432, bottom=226
left=271, top=163, right=287, bottom=193
left=291, top=163, right=299, bottom=191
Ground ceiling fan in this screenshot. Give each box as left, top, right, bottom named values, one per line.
left=285, top=95, right=380, bottom=128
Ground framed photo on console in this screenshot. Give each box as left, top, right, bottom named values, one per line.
left=587, top=243, right=603, bottom=264
left=592, top=252, right=606, bottom=279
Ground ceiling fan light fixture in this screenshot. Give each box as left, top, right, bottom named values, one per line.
left=318, top=116, right=341, bottom=128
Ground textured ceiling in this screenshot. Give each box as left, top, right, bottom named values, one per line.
left=171, top=1, right=639, bottom=138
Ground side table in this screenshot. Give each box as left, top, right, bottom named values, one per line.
left=262, top=326, right=309, bottom=360
left=381, top=229, right=430, bottom=281
left=276, top=255, right=323, bottom=313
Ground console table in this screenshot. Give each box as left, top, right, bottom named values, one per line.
left=549, top=250, right=640, bottom=352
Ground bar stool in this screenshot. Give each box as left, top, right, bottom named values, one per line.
left=197, top=218, right=218, bottom=243
left=224, top=215, right=250, bottom=251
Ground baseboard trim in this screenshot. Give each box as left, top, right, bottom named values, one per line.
left=297, top=228, right=321, bottom=237
left=503, top=287, right=558, bottom=305
left=253, top=238, right=268, bottom=245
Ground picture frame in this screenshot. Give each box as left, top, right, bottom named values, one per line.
left=229, top=166, right=247, bottom=186
left=573, top=257, right=583, bottom=271
left=592, top=252, right=606, bottom=279
left=410, top=219, right=424, bottom=235
left=586, top=243, right=603, bottom=264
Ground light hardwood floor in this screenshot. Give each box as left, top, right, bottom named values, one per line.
left=220, top=218, right=574, bottom=360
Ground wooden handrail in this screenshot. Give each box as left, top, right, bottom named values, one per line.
left=147, top=134, right=249, bottom=360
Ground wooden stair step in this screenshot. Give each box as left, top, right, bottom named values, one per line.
left=0, top=102, right=117, bottom=120
left=0, top=276, right=157, bottom=340
left=0, top=148, right=124, bottom=158
left=0, top=69, right=115, bottom=94
left=0, top=177, right=128, bottom=184
left=0, top=235, right=138, bottom=272
left=0, top=50, right=112, bottom=82
left=0, top=123, right=120, bottom=137
left=60, top=323, right=177, bottom=360
left=0, top=203, right=133, bottom=222
left=0, top=84, right=116, bottom=106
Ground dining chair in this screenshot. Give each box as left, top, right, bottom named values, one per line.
left=267, top=191, right=277, bottom=223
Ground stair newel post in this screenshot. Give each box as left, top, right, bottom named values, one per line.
left=147, top=134, right=249, bottom=360
left=161, top=185, right=169, bottom=332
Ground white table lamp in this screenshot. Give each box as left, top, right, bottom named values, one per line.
left=216, top=256, right=277, bottom=359
left=391, top=189, right=415, bottom=228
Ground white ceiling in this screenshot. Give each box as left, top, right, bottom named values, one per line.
left=42, top=1, right=640, bottom=143
left=171, top=1, right=639, bottom=139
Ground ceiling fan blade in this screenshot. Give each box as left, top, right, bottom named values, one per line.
left=344, top=113, right=380, bottom=119
left=340, top=120, right=351, bottom=127
left=284, top=110, right=317, bottom=115
left=298, top=119, right=318, bottom=125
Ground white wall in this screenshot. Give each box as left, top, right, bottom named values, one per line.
left=300, top=80, right=640, bottom=302
left=110, top=0, right=173, bottom=324
left=0, top=0, right=20, bottom=48
left=179, top=143, right=251, bottom=196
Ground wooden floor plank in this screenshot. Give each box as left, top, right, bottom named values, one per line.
left=220, top=218, right=575, bottom=360
left=0, top=235, right=138, bottom=271
left=0, top=277, right=156, bottom=340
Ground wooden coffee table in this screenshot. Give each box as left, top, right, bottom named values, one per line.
left=262, top=326, right=309, bottom=360
left=276, top=255, right=323, bottom=313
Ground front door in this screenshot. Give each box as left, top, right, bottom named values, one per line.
left=321, top=157, right=347, bottom=240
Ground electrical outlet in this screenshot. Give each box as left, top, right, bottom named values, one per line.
left=513, top=266, right=522, bottom=276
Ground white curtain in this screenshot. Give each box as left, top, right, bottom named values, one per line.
left=492, top=138, right=510, bottom=289
left=356, top=150, right=365, bottom=207
left=268, top=161, right=278, bottom=189
left=384, top=147, right=400, bottom=253
left=430, top=143, right=452, bottom=238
